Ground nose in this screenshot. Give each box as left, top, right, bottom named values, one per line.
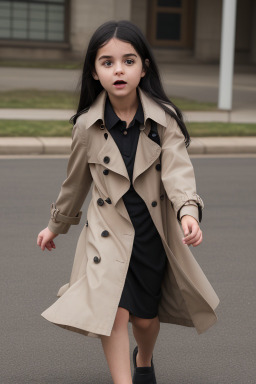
left=114, top=61, right=124, bottom=75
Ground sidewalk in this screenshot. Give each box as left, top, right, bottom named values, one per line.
left=0, top=108, right=256, bottom=155
left=0, top=108, right=256, bottom=124
left=0, top=108, right=256, bottom=123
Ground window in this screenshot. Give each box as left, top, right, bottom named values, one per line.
left=0, top=0, right=68, bottom=42
left=148, top=0, right=195, bottom=48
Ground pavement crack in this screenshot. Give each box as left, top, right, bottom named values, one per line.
left=36, top=137, right=45, bottom=155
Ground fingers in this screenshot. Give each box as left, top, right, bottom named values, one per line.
left=37, top=233, right=56, bottom=251
left=37, top=235, right=42, bottom=247
left=182, top=219, right=203, bottom=247
left=192, top=231, right=203, bottom=247
left=181, top=220, right=190, bottom=237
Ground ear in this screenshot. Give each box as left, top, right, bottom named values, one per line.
left=92, top=71, right=99, bottom=80
left=141, top=59, right=149, bottom=78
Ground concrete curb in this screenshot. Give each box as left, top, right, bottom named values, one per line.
left=189, top=137, right=256, bottom=155
left=1, top=137, right=256, bottom=155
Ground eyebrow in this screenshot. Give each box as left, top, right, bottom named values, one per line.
left=98, top=53, right=137, bottom=61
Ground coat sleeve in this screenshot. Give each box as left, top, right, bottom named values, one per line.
left=47, top=121, right=93, bottom=234
left=161, top=113, right=204, bottom=223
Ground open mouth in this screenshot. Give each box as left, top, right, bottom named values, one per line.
left=114, top=80, right=127, bottom=85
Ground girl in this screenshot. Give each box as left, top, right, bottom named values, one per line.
left=37, top=20, right=219, bottom=384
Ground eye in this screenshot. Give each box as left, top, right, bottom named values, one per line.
left=125, top=59, right=134, bottom=65
left=103, top=60, right=112, bottom=67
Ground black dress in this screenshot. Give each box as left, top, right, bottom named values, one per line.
left=105, top=97, right=167, bottom=319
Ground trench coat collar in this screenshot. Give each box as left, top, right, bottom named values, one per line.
left=83, top=87, right=167, bottom=130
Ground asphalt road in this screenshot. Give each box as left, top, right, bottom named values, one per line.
left=1, top=157, right=255, bottom=384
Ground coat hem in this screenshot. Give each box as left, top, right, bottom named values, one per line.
left=41, top=314, right=112, bottom=338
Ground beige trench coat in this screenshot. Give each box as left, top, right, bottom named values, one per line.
left=41, top=88, right=219, bottom=338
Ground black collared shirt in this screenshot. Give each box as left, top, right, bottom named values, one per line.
left=104, top=96, right=144, bottom=182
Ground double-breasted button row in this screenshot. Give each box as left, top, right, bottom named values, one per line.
left=155, top=163, right=161, bottom=171
left=93, top=255, right=101, bottom=264
left=103, top=169, right=109, bottom=175
left=97, top=198, right=104, bottom=206
left=152, top=201, right=157, bottom=207
left=104, top=156, right=110, bottom=164
left=104, top=133, right=108, bottom=140
left=97, top=197, right=112, bottom=205
left=101, top=230, right=109, bottom=237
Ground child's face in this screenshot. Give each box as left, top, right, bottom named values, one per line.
left=93, top=38, right=146, bottom=100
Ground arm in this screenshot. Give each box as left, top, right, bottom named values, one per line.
left=37, top=121, right=93, bottom=250
left=161, top=114, right=204, bottom=246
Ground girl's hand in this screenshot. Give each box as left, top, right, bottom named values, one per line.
left=37, top=227, right=58, bottom=251
left=181, top=215, right=203, bottom=247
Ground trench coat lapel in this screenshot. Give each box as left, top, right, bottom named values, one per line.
left=86, top=87, right=167, bottom=205
left=132, top=127, right=161, bottom=185
left=97, top=133, right=129, bottom=181
left=133, top=87, right=166, bottom=183
left=97, top=134, right=131, bottom=217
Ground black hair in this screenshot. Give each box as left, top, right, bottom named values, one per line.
left=71, top=20, right=190, bottom=147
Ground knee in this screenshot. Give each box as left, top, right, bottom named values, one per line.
left=112, top=307, right=129, bottom=332
left=131, top=316, right=158, bottom=331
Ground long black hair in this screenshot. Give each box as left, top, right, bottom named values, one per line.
left=71, top=20, right=190, bottom=147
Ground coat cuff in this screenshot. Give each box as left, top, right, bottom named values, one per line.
left=47, top=203, right=83, bottom=234
left=174, top=193, right=204, bottom=223
left=47, top=220, right=70, bottom=235
left=178, top=204, right=199, bottom=223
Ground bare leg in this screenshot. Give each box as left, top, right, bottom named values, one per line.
left=100, top=307, right=133, bottom=384
left=130, top=315, right=160, bottom=367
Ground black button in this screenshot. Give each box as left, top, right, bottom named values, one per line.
left=104, top=156, right=110, bottom=164
left=152, top=201, right=157, bottom=207
left=97, top=198, right=104, bottom=206
left=100, top=124, right=105, bottom=130
left=103, top=169, right=109, bottom=175
left=105, top=197, right=112, bottom=204
left=86, top=220, right=88, bottom=227
left=155, top=164, right=161, bottom=171
left=93, top=256, right=101, bottom=264
left=160, top=194, right=164, bottom=200
left=104, top=133, right=108, bottom=139
left=101, top=230, right=109, bottom=237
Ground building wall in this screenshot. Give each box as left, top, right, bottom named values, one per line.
left=130, top=0, right=148, bottom=35
left=0, top=0, right=255, bottom=64
left=194, top=0, right=255, bottom=64
left=235, top=0, right=253, bottom=63
left=0, top=0, right=132, bottom=61
left=70, top=0, right=132, bottom=58
left=194, top=0, right=222, bottom=62
left=250, top=0, right=256, bottom=63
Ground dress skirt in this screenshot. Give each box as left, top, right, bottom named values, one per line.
left=118, top=185, right=168, bottom=318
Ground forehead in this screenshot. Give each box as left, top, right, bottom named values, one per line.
left=96, top=38, right=137, bottom=58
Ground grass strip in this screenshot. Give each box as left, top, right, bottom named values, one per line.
left=0, top=60, right=82, bottom=70
left=171, top=97, right=217, bottom=111
left=0, top=90, right=217, bottom=111
left=188, top=122, right=256, bottom=136
left=0, top=120, right=255, bottom=137
left=0, top=120, right=72, bottom=137
left=0, top=90, right=79, bottom=109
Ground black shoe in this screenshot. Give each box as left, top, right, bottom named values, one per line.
left=132, top=345, right=157, bottom=384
